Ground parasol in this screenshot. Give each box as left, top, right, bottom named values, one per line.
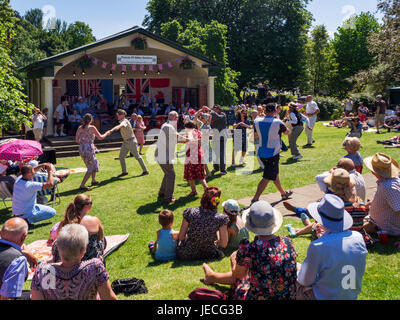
left=0, top=139, right=43, bottom=162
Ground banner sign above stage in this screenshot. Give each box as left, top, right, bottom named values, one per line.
left=117, top=55, right=157, bottom=65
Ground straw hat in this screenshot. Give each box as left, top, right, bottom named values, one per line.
left=323, top=169, right=355, bottom=196
left=242, top=201, right=282, bottom=236
left=364, top=153, right=400, bottom=179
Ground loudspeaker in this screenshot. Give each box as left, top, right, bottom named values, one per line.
left=38, top=148, right=57, bottom=165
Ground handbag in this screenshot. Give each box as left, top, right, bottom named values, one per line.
left=188, top=288, right=227, bottom=300
left=111, top=278, right=148, bottom=296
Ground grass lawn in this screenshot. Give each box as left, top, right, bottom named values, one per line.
left=4, top=122, right=400, bottom=300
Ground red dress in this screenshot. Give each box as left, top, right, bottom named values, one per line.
left=184, top=129, right=205, bottom=180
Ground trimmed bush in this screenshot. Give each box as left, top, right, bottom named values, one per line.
left=313, top=95, right=344, bottom=120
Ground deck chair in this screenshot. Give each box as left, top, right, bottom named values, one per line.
left=34, top=173, right=61, bottom=208
left=0, top=181, right=13, bottom=209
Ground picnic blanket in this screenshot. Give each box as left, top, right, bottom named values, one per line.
left=26, top=233, right=130, bottom=280
left=55, top=167, right=87, bottom=175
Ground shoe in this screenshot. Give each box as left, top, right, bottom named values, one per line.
left=91, top=181, right=99, bottom=186
left=231, top=163, right=236, bottom=168
left=211, top=169, right=218, bottom=175
left=186, top=191, right=198, bottom=197
left=312, top=139, right=315, bottom=144
left=54, top=133, right=59, bottom=137
left=281, top=190, right=293, bottom=200
left=304, top=144, right=312, bottom=148
left=118, top=172, right=129, bottom=177
left=220, top=171, right=227, bottom=175
left=140, top=171, right=149, bottom=176
left=80, top=186, right=91, bottom=191
left=60, top=132, right=66, bottom=137
left=158, top=193, right=165, bottom=198
left=285, top=224, right=297, bottom=238
left=293, top=154, right=303, bottom=160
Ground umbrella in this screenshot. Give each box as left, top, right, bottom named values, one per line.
left=0, top=139, right=43, bottom=162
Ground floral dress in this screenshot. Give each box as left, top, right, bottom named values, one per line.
left=78, top=126, right=99, bottom=173
left=31, top=258, right=109, bottom=300
left=177, top=207, right=229, bottom=260
left=184, top=129, right=205, bottom=180
left=233, top=236, right=298, bottom=300
left=134, top=121, right=146, bottom=145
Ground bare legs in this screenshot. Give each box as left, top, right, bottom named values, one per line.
left=203, top=252, right=239, bottom=286
left=253, top=174, right=288, bottom=202
left=188, top=179, right=208, bottom=196
left=80, top=171, right=97, bottom=189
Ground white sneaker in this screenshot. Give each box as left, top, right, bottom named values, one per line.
left=293, top=154, right=303, bottom=160
left=60, top=132, right=66, bottom=137
left=54, top=133, right=59, bottom=137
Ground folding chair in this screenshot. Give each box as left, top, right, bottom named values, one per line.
left=34, top=173, right=61, bottom=208
left=0, top=181, right=13, bottom=209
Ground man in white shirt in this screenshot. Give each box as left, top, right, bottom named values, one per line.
left=53, top=100, right=69, bottom=137
left=305, top=95, right=320, bottom=147
left=32, top=109, right=47, bottom=142
left=345, top=97, right=354, bottom=116
left=297, top=194, right=368, bottom=300
left=73, top=97, right=88, bottom=116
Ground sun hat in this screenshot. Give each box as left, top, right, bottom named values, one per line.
left=323, top=169, right=355, bottom=194
left=308, top=194, right=353, bottom=232
left=222, top=199, right=240, bottom=215
left=364, top=153, right=400, bottom=179
left=241, top=200, right=283, bottom=236
left=0, top=164, right=7, bottom=175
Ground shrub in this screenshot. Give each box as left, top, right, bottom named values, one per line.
left=313, top=95, right=344, bottom=120
left=349, top=92, right=376, bottom=109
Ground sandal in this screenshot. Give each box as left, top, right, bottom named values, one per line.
left=80, top=186, right=91, bottom=191
left=281, top=190, right=293, bottom=200
left=91, top=181, right=99, bottom=186
left=186, top=191, right=198, bottom=197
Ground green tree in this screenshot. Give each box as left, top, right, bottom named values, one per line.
left=307, top=25, right=331, bottom=94
left=330, top=12, right=380, bottom=97
left=23, top=8, right=43, bottom=29
left=354, top=0, right=400, bottom=95
left=64, top=21, right=96, bottom=49
left=144, top=0, right=312, bottom=92
left=161, top=19, right=240, bottom=105
left=0, top=0, right=35, bottom=131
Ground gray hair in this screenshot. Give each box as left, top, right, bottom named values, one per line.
left=168, top=111, right=178, bottom=120
left=56, top=224, right=88, bottom=262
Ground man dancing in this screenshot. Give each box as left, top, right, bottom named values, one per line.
left=109, top=109, right=149, bottom=177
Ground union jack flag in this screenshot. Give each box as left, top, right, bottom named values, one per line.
left=126, top=79, right=150, bottom=104
left=89, top=80, right=102, bottom=96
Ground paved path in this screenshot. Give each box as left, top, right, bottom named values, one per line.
left=238, top=173, right=377, bottom=220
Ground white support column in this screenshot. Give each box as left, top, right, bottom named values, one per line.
left=207, top=76, right=216, bottom=108
left=42, top=77, right=54, bottom=135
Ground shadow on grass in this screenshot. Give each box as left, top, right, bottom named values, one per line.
left=0, top=208, right=13, bottom=225
left=136, top=195, right=196, bottom=215
left=170, top=257, right=222, bottom=269
left=368, top=237, right=400, bottom=256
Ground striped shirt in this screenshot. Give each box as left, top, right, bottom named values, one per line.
left=369, top=177, right=400, bottom=236
left=255, top=116, right=287, bottom=159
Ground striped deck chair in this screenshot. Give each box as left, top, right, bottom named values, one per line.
left=33, top=173, right=60, bottom=208
left=0, top=181, right=12, bottom=209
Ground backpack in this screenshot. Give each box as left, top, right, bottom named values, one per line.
left=188, top=288, right=227, bottom=300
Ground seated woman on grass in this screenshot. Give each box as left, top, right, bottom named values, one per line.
left=202, top=201, right=298, bottom=300
left=50, top=194, right=106, bottom=262
left=221, top=199, right=249, bottom=251
left=31, top=224, right=117, bottom=300
left=176, top=187, right=229, bottom=261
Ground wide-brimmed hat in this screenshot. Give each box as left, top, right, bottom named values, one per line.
left=308, top=194, right=353, bottom=232
left=323, top=168, right=355, bottom=192
left=242, top=201, right=282, bottom=236
left=222, top=199, right=240, bottom=215
left=364, top=153, right=400, bottom=179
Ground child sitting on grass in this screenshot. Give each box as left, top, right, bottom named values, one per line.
left=343, top=137, right=363, bottom=173
left=221, top=200, right=249, bottom=251
left=149, top=210, right=179, bottom=261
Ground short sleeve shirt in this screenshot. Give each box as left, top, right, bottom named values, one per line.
left=12, top=176, right=43, bottom=215
left=236, top=236, right=298, bottom=300
left=119, top=119, right=135, bottom=141
left=55, top=104, right=65, bottom=120
left=306, top=101, right=319, bottom=115
left=33, top=115, right=44, bottom=129
left=255, top=116, right=287, bottom=158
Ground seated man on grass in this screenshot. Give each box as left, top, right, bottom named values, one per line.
left=12, top=164, right=56, bottom=225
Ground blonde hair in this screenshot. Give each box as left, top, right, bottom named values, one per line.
left=137, top=115, right=143, bottom=121
left=344, top=137, right=361, bottom=153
